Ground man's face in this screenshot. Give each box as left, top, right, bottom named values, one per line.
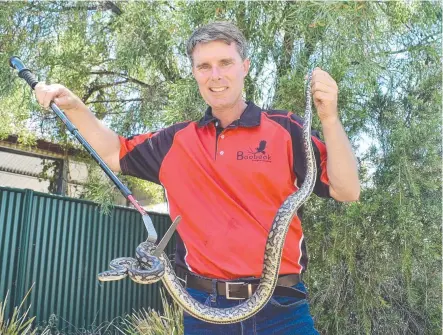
left=191, top=40, right=250, bottom=110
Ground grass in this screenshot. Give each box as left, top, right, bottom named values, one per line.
left=0, top=288, right=49, bottom=335
left=0, top=287, right=183, bottom=335
left=120, top=289, right=183, bottom=335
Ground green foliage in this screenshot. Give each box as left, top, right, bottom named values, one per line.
left=78, top=164, right=119, bottom=215
left=0, top=289, right=50, bottom=335
left=126, top=176, right=165, bottom=206
left=121, top=289, right=183, bottom=335
left=37, top=158, right=63, bottom=194
left=1, top=1, right=441, bottom=333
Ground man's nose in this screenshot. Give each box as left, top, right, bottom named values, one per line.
left=210, top=66, right=221, bottom=80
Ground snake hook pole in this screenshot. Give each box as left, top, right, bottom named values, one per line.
left=9, top=56, right=158, bottom=243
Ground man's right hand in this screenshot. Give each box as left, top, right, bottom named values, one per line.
left=35, top=82, right=84, bottom=111
left=34, top=82, right=122, bottom=172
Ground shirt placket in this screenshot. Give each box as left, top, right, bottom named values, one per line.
left=214, top=121, right=228, bottom=161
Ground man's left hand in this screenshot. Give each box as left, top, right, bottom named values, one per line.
left=310, top=67, right=339, bottom=124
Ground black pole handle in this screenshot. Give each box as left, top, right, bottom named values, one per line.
left=8, top=57, right=145, bottom=210
left=10, top=56, right=39, bottom=89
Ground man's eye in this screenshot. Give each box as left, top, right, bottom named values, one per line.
left=199, top=65, right=210, bottom=70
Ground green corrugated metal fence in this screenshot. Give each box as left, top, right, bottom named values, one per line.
left=0, top=186, right=175, bottom=333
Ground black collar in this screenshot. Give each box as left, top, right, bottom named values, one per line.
left=197, top=101, right=262, bottom=128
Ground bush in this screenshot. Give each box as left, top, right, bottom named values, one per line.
left=121, top=289, right=183, bottom=335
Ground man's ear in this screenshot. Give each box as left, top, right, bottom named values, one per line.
left=243, top=58, right=251, bottom=77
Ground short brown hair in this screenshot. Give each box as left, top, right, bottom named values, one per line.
left=186, top=21, right=248, bottom=64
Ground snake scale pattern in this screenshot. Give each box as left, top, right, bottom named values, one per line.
left=98, top=72, right=317, bottom=324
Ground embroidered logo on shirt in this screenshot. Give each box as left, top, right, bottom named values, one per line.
left=237, top=140, right=272, bottom=162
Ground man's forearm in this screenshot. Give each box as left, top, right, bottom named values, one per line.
left=321, top=117, right=360, bottom=202
left=64, top=104, right=122, bottom=172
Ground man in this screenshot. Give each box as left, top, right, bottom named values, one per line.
left=36, top=21, right=359, bottom=335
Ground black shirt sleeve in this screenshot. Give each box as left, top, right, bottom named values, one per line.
left=119, top=122, right=190, bottom=184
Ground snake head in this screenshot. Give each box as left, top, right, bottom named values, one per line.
left=139, top=241, right=157, bottom=254
left=128, top=241, right=165, bottom=284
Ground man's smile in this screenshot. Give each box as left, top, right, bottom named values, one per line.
left=209, top=87, right=228, bottom=92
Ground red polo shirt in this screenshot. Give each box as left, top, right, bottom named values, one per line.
left=119, top=102, right=329, bottom=280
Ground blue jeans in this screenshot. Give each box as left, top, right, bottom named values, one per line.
left=183, top=282, right=320, bottom=335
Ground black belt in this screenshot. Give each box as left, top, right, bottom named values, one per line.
left=175, top=266, right=307, bottom=300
